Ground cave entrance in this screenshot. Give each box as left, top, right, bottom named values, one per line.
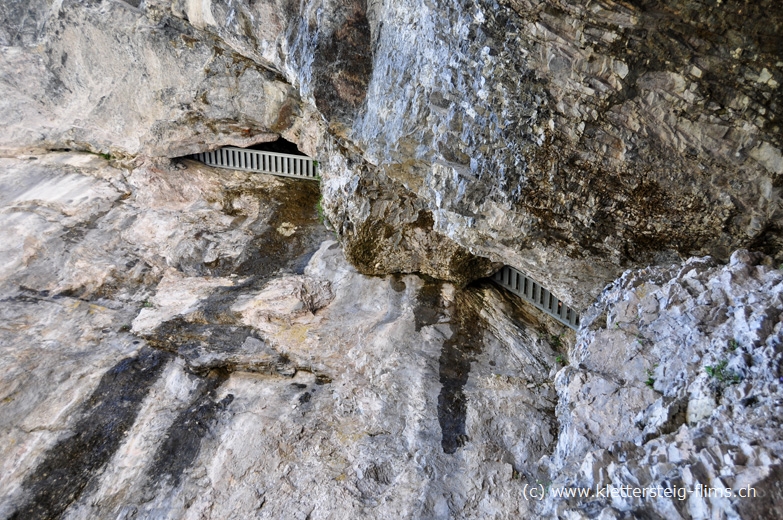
left=248, top=137, right=308, bottom=157
left=191, top=137, right=318, bottom=180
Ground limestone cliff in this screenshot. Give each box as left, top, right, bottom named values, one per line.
left=4, top=0, right=781, bottom=303
left=1, top=0, right=783, bottom=518
left=0, top=153, right=780, bottom=519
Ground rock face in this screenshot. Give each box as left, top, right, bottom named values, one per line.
left=0, top=0, right=321, bottom=158
left=0, top=152, right=781, bottom=519
left=325, top=0, right=783, bottom=307
left=2, top=0, right=783, bottom=518
left=3, top=0, right=781, bottom=297
left=0, top=153, right=570, bottom=519
left=541, top=249, right=783, bottom=519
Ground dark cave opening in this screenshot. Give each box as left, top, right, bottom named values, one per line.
left=248, top=136, right=308, bottom=157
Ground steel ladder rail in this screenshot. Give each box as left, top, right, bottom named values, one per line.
left=193, top=147, right=318, bottom=181
left=492, top=265, right=580, bottom=330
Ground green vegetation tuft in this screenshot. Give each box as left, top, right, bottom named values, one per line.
left=316, top=197, right=326, bottom=225
left=645, top=368, right=655, bottom=388
left=705, top=359, right=741, bottom=384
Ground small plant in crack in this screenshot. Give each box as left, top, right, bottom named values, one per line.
left=645, top=368, right=656, bottom=388
left=555, top=355, right=566, bottom=365
left=705, top=359, right=741, bottom=384
left=141, top=299, right=154, bottom=308
left=315, top=197, right=326, bottom=225
left=728, top=338, right=740, bottom=351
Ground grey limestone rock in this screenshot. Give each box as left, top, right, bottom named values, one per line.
left=2, top=0, right=783, bottom=518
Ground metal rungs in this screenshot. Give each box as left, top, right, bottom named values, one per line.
left=491, top=265, right=580, bottom=330
left=191, top=146, right=318, bottom=181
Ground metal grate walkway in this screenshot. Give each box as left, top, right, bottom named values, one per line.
left=492, top=265, right=580, bottom=330
left=192, top=147, right=318, bottom=180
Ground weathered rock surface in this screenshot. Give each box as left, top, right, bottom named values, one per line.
left=323, top=0, right=783, bottom=308
left=541, top=250, right=783, bottom=518
left=2, top=0, right=783, bottom=518
left=1, top=0, right=494, bottom=286
left=0, top=153, right=569, bottom=519
left=1, top=150, right=782, bottom=519
left=6, top=0, right=781, bottom=297
left=0, top=0, right=321, bottom=158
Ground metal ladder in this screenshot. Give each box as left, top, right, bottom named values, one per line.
left=193, top=147, right=318, bottom=181
left=492, top=265, right=580, bottom=330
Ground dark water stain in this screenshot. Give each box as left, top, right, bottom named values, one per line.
left=9, top=348, right=171, bottom=520
left=176, top=175, right=329, bottom=281
left=290, top=248, right=319, bottom=275
left=144, top=369, right=233, bottom=490
left=187, top=281, right=254, bottom=325
left=437, top=290, right=485, bottom=454
left=235, top=179, right=331, bottom=280
left=412, top=279, right=485, bottom=454
left=145, top=317, right=293, bottom=375
left=390, top=274, right=406, bottom=293
left=413, top=277, right=444, bottom=332
left=149, top=317, right=253, bottom=354
left=309, top=0, right=373, bottom=124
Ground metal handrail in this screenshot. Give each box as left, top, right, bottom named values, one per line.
left=193, top=146, right=318, bottom=180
